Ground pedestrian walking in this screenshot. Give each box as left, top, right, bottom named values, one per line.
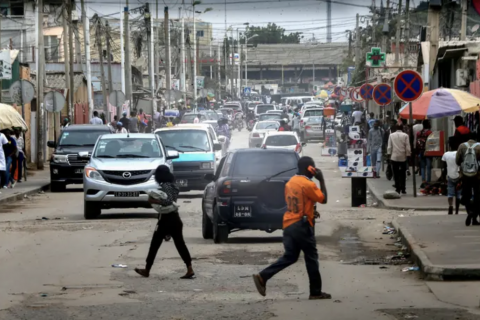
left=367, top=120, right=384, bottom=178
left=453, top=116, right=471, bottom=148
left=367, top=112, right=376, bottom=129
left=456, top=136, right=480, bottom=226
left=442, top=138, right=461, bottom=215
left=2, top=129, right=17, bottom=188
left=135, top=165, right=195, bottom=279
left=128, top=111, right=139, bottom=133
left=13, top=128, right=25, bottom=183
left=416, top=120, right=433, bottom=187
left=115, top=122, right=128, bottom=134
left=119, top=111, right=130, bottom=130
left=252, top=156, right=331, bottom=300
left=61, top=117, right=70, bottom=130
left=387, top=124, right=411, bottom=194
left=0, top=131, right=9, bottom=193
left=90, top=111, right=104, bottom=125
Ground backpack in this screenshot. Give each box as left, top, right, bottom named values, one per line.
left=461, top=142, right=480, bottom=177
left=416, top=130, right=429, bottom=152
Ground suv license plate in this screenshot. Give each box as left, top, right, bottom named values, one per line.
left=75, top=169, right=84, bottom=174
left=234, top=205, right=252, bottom=217
left=176, top=179, right=188, bottom=187
left=114, top=192, right=139, bottom=197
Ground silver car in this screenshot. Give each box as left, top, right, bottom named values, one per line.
left=248, top=120, right=280, bottom=148
left=82, top=133, right=179, bottom=219
left=300, top=108, right=325, bottom=141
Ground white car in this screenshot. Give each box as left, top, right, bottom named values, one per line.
left=249, top=120, right=280, bottom=148
left=260, top=131, right=305, bottom=157
left=300, top=102, right=324, bottom=116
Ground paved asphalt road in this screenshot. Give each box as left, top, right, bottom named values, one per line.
left=0, top=129, right=478, bottom=320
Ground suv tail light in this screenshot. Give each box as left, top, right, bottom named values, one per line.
left=221, top=180, right=232, bottom=194
left=295, top=143, right=301, bottom=153
left=252, top=133, right=260, bottom=137
left=305, top=125, right=311, bottom=130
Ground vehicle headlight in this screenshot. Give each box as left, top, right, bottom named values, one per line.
left=201, top=162, right=214, bottom=169
left=52, top=154, right=68, bottom=164
left=85, top=167, right=105, bottom=182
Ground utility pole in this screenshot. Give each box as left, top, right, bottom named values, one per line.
left=0, top=11, right=2, bottom=103
left=355, top=13, right=360, bottom=72
left=347, top=31, right=352, bottom=59
left=326, top=0, right=332, bottom=43
left=164, top=6, right=171, bottom=92
left=68, top=0, right=75, bottom=122
left=81, top=0, right=94, bottom=120
left=181, top=2, right=186, bottom=105
left=382, top=0, right=390, bottom=53
left=37, top=0, right=45, bottom=169
left=394, top=0, right=402, bottom=65
left=95, top=19, right=108, bottom=113
left=218, top=41, right=221, bottom=98
left=62, top=7, right=71, bottom=120
left=73, top=20, right=81, bottom=70
left=146, top=4, right=154, bottom=113
left=404, top=0, right=410, bottom=58
left=460, top=0, right=467, bottom=41
left=371, top=0, right=376, bottom=45
left=120, top=2, right=125, bottom=95
left=105, top=21, right=113, bottom=96
left=427, top=5, right=440, bottom=82
left=210, top=40, right=213, bottom=79
left=124, top=1, right=132, bottom=108
left=155, top=0, right=160, bottom=94
left=224, top=35, right=228, bottom=96
left=193, top=7, right=197, bottom=108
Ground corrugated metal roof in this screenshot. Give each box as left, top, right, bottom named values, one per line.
left=30, top=72, right=86, bottom=92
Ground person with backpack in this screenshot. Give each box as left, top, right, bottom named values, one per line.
left=416, top=120, right=433, bottom=187
left=442, top=138, right=461, bottom=215
left=456, top=136, right=480, bottom=226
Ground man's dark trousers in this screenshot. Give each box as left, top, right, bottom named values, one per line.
left=391, top=160, right=406, bottom=193
left=259, top=220, right=322, bottom=296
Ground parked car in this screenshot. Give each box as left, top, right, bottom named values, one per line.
left=155, top=126, right=222, bottom=191
left=202, top=148, right=299, bottom=243
left=248, top=120, right=280, bottom=148
left=47, top=124, right=114, bottom=192
left=300, top=108, right=325, bottom=141
left=261, top=131, right=305, bottom=157
left=82, top=133, right=179, bottom=219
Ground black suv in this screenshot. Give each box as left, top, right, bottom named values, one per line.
left=201, top=148, right=299, bottom=243
left=47, top=124, right=113, bottom=192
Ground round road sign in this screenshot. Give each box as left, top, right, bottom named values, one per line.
left=360, top=83, right=374, bottom=100
left=334, top=86, right=342, bottom=96
left=394, top=70, right=424, bottom=102
left=373, top=84, right=392, bottom=106
left=350, top=87, right=364, bottom=103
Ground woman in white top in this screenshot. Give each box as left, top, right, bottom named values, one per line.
left=116, top=122, right=128, bottom=134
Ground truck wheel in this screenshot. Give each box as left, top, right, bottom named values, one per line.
left=51, top=182, right=66, bottom=192
left=202, top=201, right=213, bottom=239
left=84, top=201, right=101, bottom=219
left=213, top=205, right=229, bottom=243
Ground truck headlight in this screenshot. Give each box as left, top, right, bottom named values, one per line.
left=84, top=167, right=105, bottom=182
left=52, top=154, right=68, bottom=164
left=201, top=162, right=214, bottom=169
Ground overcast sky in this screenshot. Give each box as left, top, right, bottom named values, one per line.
left=83, top=0, right=373, bottom=42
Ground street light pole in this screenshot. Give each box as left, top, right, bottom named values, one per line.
left=192, top=6, right=197, bottom=110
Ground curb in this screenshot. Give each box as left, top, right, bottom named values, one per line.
left=0, top=183, right=51, bottom=205
left=367, top=182, right=453, bottom=212
left=393, top=219, right=480, bottom=281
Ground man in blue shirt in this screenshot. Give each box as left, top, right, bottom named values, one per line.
left=2, top=129, right=17, bottom=188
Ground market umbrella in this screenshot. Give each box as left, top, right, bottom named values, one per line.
left=0, top=103, right=28, bottom=131
left=399, top=88, right=480, bottom=119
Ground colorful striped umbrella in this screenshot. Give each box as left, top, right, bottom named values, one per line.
left=399, top=88, right=480, bottom=119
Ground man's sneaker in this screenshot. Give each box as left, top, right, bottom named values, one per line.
left=11, top=181, right=16, bottom=188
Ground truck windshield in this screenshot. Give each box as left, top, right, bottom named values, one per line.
left=156, top=129, right=211, bottom=152
left=94, top=138, right=163, bottom=158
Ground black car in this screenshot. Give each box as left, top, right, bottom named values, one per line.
left=47, top=124, right=113, bottom=192
left=201, top=148, right=299, bottom=243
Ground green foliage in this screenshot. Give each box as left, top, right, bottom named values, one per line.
left=244, top=23, right=303, bottom=45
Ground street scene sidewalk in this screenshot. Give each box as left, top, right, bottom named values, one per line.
left=0, top=168, right=50, bottom=205
left=393, top=215, right=480, bottom=280
left=368, top=176, right=450, bottom=212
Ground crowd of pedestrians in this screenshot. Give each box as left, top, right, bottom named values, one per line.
left=0, top=128, right=25, bottom=192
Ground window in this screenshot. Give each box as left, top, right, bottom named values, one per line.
left=221, top=153, right=233, bottom=177
left=304, top=110, right=323, bottom=117
left=44, top=36, right=59, bottom=62
left=256, top=105, right=275, bottom=114
left=232, top=152, right=297, bottom=177
left=265, top=135, right=298, bottom=147
left=255, top=121, right=279, bottom=130
left=156, top=129, right=211, bottom=152
left=196, top=30, right=204, bottom=37
left=94, top=138, right=163, bottom=158
left=58, top=131, right=106, bottom=147
left=1, top=1, right=24, bottom=16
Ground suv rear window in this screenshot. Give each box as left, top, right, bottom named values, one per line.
left=58, top=131, right=107, bottom=147
left=232, top=152, right=297, bottom=177
left=304, top=110, right=324, bottom=117
left=256, top=105, right=274, bottom=114
left=265, top=135, right=298, bottom=146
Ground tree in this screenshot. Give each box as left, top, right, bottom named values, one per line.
left=244, top=23, right=303, bottom=45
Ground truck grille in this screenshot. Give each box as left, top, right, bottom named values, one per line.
left=173, top=164, right=200, bottom=171
left=103, top=170, right=151, bottom=177
left=67, top=154, right=89, bottom=165
left=107, top=177, right=148, bottom=185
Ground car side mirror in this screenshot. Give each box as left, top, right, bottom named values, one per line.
left=218, top=135, right=226, bottom=143
left=213, top=143, right=222, bottom=151
left=302, top=142, right=307, bottom=147
left=47, top=140, right=56, bottom=148
left=204, top=173, right=215, bottom=181
left=78, top=151, right=90, bottom=159
left=166, top=150, right=180, bottom=160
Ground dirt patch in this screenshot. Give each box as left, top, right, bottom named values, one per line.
left=379, top=308, right=480, bottom=320
left=215, top=249, right=282, bottom=265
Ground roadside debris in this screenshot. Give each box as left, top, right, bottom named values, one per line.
left=379, top=266, right=388, bottom=269
left=334, top=300, right=342, bottom=303
left=111, top=264, right=128, bottom=268
left=402, top=266, right=420, bottom=272
left=383, top=190, right=401, bottom=199
left=40, top=293, right=48, bottom=297
left=382, top=226, right=396, bottom=235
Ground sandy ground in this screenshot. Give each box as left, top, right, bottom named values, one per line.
left=0, top=129, right=479, bottom=320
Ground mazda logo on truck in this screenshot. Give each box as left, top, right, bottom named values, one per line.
left=123, top=172, right=132, bottom=178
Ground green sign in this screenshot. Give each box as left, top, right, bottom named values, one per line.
left=366, top=47, right=386, bottom=68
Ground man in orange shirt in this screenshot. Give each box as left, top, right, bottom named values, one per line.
left=252, top=156, right=330, bottom=300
